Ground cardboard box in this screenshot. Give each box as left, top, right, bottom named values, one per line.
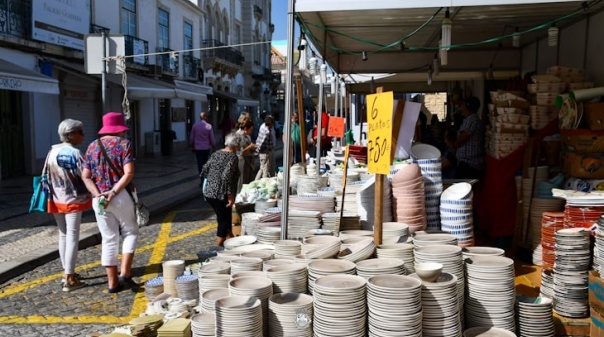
left=584, top=103, right=604, bottom=131
left=232, top=225, right=241, bottom=236
left=561, top=129, right=604, bottom=153
left=564, top=152, right=604, bottom=179
left=592, top=308, right=604, bottom=337
left=590, top=270, right=604, bottom=316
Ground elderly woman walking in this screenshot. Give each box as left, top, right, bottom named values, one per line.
left=201, top=132, right=246, bottom=246
left=82, top=112, right=139, bottom=293
left=47, top=119, right=92, bottom=292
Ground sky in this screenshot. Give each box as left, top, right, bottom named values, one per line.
left=271, top=1, right=293, bottom=42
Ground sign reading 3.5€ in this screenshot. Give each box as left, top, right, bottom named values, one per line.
left=367, top=91, right=394, bottom=175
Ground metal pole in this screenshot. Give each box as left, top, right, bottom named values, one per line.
left=334, top=73, right=339, bottom=148
left=280, top=0, right=295, bottom=240
left=316, top=64, right=326, bottom=175
left=101, top=30, right=107, bottom=114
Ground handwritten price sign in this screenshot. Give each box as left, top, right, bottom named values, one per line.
left=327, top=116, right=345, bottom=137
left=367, top=91, right=393, bottom=175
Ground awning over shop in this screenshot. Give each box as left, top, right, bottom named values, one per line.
left=174, top=80, right=212, bottom=102
left=0, top=58, right=59, bottom=94
left=212, top=90, right=259, bottom=106
left=107, top=73, right=176, bottom=99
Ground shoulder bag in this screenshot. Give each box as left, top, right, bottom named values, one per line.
left=29, top=152, right=50, bottom=213
left=97, top=139, right=150, bottom=227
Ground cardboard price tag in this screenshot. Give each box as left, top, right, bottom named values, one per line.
left=366, top=91, right=394, bottom=175
left=327, top=116, right=345, bottom=137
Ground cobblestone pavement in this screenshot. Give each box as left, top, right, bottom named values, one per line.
left=0, top=198, right=217, bottom=337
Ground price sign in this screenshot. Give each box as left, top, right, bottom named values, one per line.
left=367, top=91, right=394, bottom=175
left=327, top=116, right=345, bottom=137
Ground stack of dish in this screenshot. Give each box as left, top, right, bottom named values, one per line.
left=144, top=277, right=164, bottom=301
left=296, top=174, right=328, bottom=195
left=321, top=212, right=360, bottom=233
left=313, top=274, right=367, bottom=336
left=190, top=312, right=216, bottom=337
left=262, top=259, right=291, bottom=271
left=337, top=237, right=376, bottom=263
left=376, top=243, right=415, bottom=273
left=414, top=244, right=465, bottom=324
left=273, top=240, right=302, bottom=258
left=224, top=235, right=257, bottom=250
left=256, top=227, right=281, bottom=244
left=228, top=276, right=273, bottom=334
left=337, top=180, right=366, bottom=214
left=516, top=295, right=555, bottom=336
left=175, top=274, right=199, bottom=301
left=215, top=296, right=263, bottom=336
left=317, top=186, right=337, bottom=198
left=307, top=259, right=356, bottom=295
left=461, top=246, right=505, bottom=259
left=553, top=228, right=591, bottom=317
left=302, top=236, right=341, bottom=259
left=413, top=233, right=458, bottom=247
left=265, top=263, right=308, bottom=294
left=541, top=212, right=566, bottom=271
left=382, top=222, right=410, bottom=243
left=255, top=199, right=277, bottom=214
left=465, top=256, right=516, bottom=332
left=289, top=195, right=336, bottom=214
left=229, top=257, right=264, bottom=275
left=162, top=260, right=185, bottom=297
left=463, top=327, right=517, bottom=337
left=287, top=210, right=322, bottom=240
left=540, top=269, right=555, bottom=299
left=367, top=275, right=423, bottom=337
left=129, top=315, right=165, bottom=337
left=198, top=262, right=231, bottom=277
left=357, top=175, right=393, bottom=231
left=355, top=258, right=406, bottom=279
left=528, top=198, right=565, bottom=265
left=200, top=288, right=230, bottom=312
left=198, top=274, right=231, bottom=293
left=339, top=229, right=374, bottom=240
left=521, top=167, right=549, bottom=237
left=390, top=164, right=427, bottom=234
left=231, top=271, right=266, bottom=279
left=596, top=215, right=604, bottom=274
left=241, top=250, right=273, bottom=261
left=440, top=183, right=474, bottom=246
left=411, top=144, right=444, bottom=230
left=268, top=293, right=314, bottom=337
left=157, top=318, right=191, bottom=337
left=410, top=272, right=461, bottom=337
left=328, top=170, right=360, bottom=192
left=289, top=164, right=306, bottom=194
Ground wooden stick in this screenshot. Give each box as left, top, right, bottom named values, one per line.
left=296, top=78, right=307, bottom=164
left=339, top=146, right=350, bottom=221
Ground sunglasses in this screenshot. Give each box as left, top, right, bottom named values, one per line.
left=74, top=130, right=84, bottom=135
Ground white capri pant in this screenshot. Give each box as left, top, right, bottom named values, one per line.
left=53, top=212, right=82, bottom=275
left=92, top=189, right=139, bottom=266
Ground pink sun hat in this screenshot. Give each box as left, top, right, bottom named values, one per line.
left=98, top=112, right=129, bottom=135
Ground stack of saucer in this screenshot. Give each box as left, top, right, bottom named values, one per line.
left=144, top=277, right=164, bottom=301
left=200, top=288, right=230, bottom=312
left=162, top=260, right=185, bottom=297
left=273, top=240, right=302, bottom=258
left=175, top=274, right=199, bottom=301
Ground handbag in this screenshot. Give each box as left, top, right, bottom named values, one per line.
left=29, top=153, right=50, bottom=213
left=97, top=139, right=150, bottom=227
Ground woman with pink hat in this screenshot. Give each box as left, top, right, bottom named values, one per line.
left=82, top=112, right=140, bottom=293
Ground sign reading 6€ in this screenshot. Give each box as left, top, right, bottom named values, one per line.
left=367, top=91, right=393, bottom=175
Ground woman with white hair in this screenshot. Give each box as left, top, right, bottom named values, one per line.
left=47, top=119, right=92, bottom=292
left=201, top=132, right=245, bottom=246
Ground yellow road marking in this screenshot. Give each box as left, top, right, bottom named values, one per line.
left=0, top=210, right=217, bottom=324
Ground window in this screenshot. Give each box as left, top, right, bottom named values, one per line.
left=121, top=0, right=136, bottom=36
left=234, top=24, right=241, bottom=51
left=158, top=8, right=169, bottom=49
left=184, top=22, right=193, bottom=53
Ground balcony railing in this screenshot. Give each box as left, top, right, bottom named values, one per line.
left=253, top=5, right=262, bottom=17
left=202, top=39, right=244, bottom=67
left=90, top=24, right=109, bottom=34
left=156, top=47, right=178, bottom=75
left=125, top=35, right=149, bottom=66
left=182, top=53, right=200, bottom=80
left=0, top=0, right=31, bottom=39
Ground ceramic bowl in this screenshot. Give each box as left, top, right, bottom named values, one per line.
left=414, top=262, right=443, bottom=282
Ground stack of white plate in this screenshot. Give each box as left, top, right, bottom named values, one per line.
left=317, top=186, right=337, bottom=198
left=198, top=274, right=231, bottom=293
left=268, top=293, right=314, bottom=337
left=413, top=233, right=458, bottom=247
left=209, top=255, right=240, bottom=263
left=414, top=244, right=465, bottom=324
left=540, top=269, right=555, bottom=299
left=302, top=236, right=341, bottom=259
left=440, top=183, right=474, bottom=247
left=265, top=263, right=308, bottom=294
left=463, top=327, right=517, bottom=337
left=256, top=227, right=281, bottom=244
left=273, top=240, right=302, bottom=258
left=263, top=259, right=291, bottom=271
left=215, top=295, right=263, bottom=337
left=241, top=250, right=273, bottom=261
left=229, top=257, right=263, bottom=275
left=313, top=274, right=367, bottom=336
left=296, top=175, right=329, bottom=195
left=411, top=272, right=461, bottom=337
left=228, top=276, right=273, bottom=335
left=289, top=195, right=335, bottom=214
left=289, top=164, right=306, bottom=194
left=255, top=199, right=277, bottom=214
left=358, top=176, right=393, bottom=231
left=355, top=258, right=406, bottom=279
left=144, top=277, right=164, bottom=301
left=376, top=243, right=415, bottom=273
left=367, top=274, right=423, bottom=336
left=175, top=274, right=198, bottom=301
left=339, top=229, right=374, bottom=240
left=382, top=222, right=410, bottom=238
left=322, top=212, right=361, bottom=233
left=201, top=288, right=230, bottom=312
left=596, top=216, right=604, bottom=274
left=465, top=256, right=516, bottom=332
left=162, top=260, right=185, bottom=297
left=216, top=250, right=241, bottom=257
left=190, top=312, right=216, bottom=337
left=329, top=170, right=360, bottom=192
left=241, top=212, right=263, bottom=236
left=224, top=235, right=258, bottom=250
left=516, top=295, right=555, bottom=336
left=528, top=198, right=565, bottom=264
left=337, top=180, right=365, bottom=214
left=461, top=246, right=505, bottom=259
left=287, top=210, right=322, bottom=240
left=293, top=254, right=313, bottom=265
left=337, top=237, right=376, bottom=263
left=198, top=262, right=231, bottom=277
left=307, top=259, right=356, bottom=295
left=553, top=228, right=591, bottom=317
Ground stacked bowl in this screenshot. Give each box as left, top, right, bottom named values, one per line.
left=390, top=164, right=427, bottom=234
left=440, top=183, right=474, bottom=247
left=411, top=144, right=444, bottom=230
